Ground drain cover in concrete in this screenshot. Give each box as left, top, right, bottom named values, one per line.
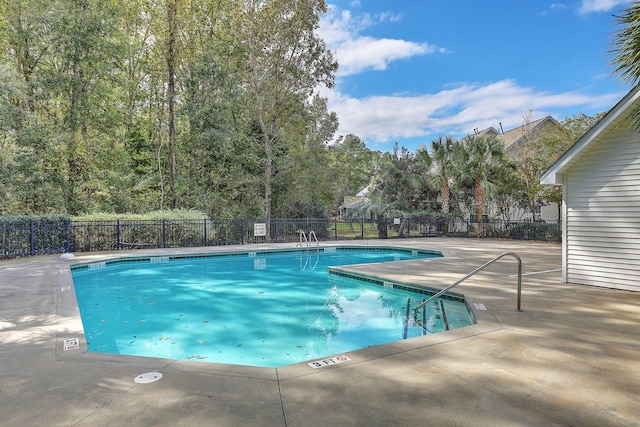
left=134, top=372, right=163, bottom=384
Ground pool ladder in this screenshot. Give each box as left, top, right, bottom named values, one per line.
left=296, top=230, right=319, bottom=249
left=412, top=252, right=523, bottom=323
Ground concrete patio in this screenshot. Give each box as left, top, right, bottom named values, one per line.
left=1, top=238, right=639, bottom=426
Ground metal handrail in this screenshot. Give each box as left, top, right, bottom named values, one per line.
left=309, top=231, right=319, bottom=248
left=413, top=252, right=523, bottom=316
left=296, top=231, right=319, bottom=249
left=296, top=231, right=309, bottom=247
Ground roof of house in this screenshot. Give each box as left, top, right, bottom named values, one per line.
left=338, top=197, right=368, bottom=210
left=540, top=86, right=640, bottom=185
left=472, top=116, right=564, bottom=152
left=476, top=116, right=562, bottom=149
left=501, top=116, right=561, bottom=150
left=476, top=127, right=499, bottom=137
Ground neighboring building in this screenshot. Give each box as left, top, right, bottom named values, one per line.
left=470, top=116, right=566, bottom=221
left=337, top=186, right=370, bottom=219
left=541, top=86, right=640, bottom=292
left=501, top=116, right=564, bottom=155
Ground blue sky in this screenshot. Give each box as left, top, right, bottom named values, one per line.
left=317, top=0, right=632, bottom=152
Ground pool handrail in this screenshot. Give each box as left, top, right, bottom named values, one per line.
left=309, top=231, right=319, bottom=249
left=413, top=252, right=523, bottom=316
left=296, top=231, right=309, bottom=248
left=297, top=230, right=319, bottom=249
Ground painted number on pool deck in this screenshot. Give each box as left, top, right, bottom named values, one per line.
left=307, top=355, right=351, bottom=369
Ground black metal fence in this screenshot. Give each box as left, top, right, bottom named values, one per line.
left=0, top=217, right=561, bottom=259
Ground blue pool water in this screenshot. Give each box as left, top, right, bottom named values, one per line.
left=71, top=247, right=474, bottom=368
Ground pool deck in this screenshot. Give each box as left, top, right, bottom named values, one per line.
left=1, top=238, right=639, bottom=426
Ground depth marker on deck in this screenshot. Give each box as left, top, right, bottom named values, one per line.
left=307, top=355, right=351, bottom=369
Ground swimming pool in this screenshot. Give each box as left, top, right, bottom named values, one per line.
left=71, top=247, right=475, bottom=368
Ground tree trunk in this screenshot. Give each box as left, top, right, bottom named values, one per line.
left=441, top=180, right=450, bottom=214
left=474, top=177, right=484, bottom=222
left=166, top=0, right=178, bottom=209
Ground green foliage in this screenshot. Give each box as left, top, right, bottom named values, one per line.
left=561, top=112, right=606, bottom=142
left=406, top=210, right=463, bottom=220
left=611, top=2, right=640, bottom=86
left=0, top=214, right=70, bottom=224
left=415, top=135, right=457, bottom=213
left=377, top=143, right=436, bottom=212
left=329, top=134, right=380, bottom=202
left=0, top=0, right=343, bottom=218
left=455, top=134, right=511, bottom=220
left=73, top=209, right=208, bottom=221
left=278, top=201, right=329, bottom=219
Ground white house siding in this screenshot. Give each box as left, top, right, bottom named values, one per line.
left=564, top=121, right=640, bottom=291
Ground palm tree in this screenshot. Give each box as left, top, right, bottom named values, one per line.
left=611, top=2, right=640, bottom=85
left=456, top=134, right=508, bottom=222
left=415, top=136, right=457, bottom=214
left=611, top=2, right=640, bottom=126
left=347, top=189, right=406, bottom=238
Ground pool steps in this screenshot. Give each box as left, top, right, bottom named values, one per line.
left=404, top=298, right=451, bottom=339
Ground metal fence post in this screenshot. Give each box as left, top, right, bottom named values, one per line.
left=162, top=219, right=167, bottom=248
left=557, top=220, right=561, bottom=242
left=65, top=220, right=70, bottom=253
left=30, top=221, right=35, bottom=256
left=203, top=218, right=207, bottom=246
left=116, top=219, right=121, bottom=250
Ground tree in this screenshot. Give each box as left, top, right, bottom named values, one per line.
left=329, top=134, right=379, bottom=203
left=0, top=0, right=347, bottom=217
left=349, top=188, right=405, bottom=238
left=377, top=143, right=433, bottom=211
left=0, top=0, right=127, bottom=214
left=611, top=2, right=640, bottom=86
left=235, top=0, right=338, bottom=226
left=611, top=2, right=640, bottom=127
left=165, top=0, right=178, bottom=209
left=510, top=112, right=605, bottom=220
left=561, top=112, right=606, bottom=141
left=272, top=94, right=339, bottom=216
left=415, top=135, right=457, bottom=214
left=456, top=134, right=510, bottom=222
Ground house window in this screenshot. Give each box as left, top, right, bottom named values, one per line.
left=534, top=205, right=542, bottom=221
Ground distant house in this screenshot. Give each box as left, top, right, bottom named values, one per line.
left=541, top=86, right=640, bottom=292
left=338, top=186, right=370, bottom=219
left=471, top=116, right=566, bottom=221
left=500, top=116, right=565, bottom=157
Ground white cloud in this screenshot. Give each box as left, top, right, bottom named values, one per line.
left=539, top=3, right=568, bottom=16
left=337, top=37, right=440, bottom=76
left=319, top=5, right=445, bottom=77
left=317, top=4, right=622, bottom=150
left=578, top=0, right=628, bottom=14
left=322, top=80, right=622, bottom=146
